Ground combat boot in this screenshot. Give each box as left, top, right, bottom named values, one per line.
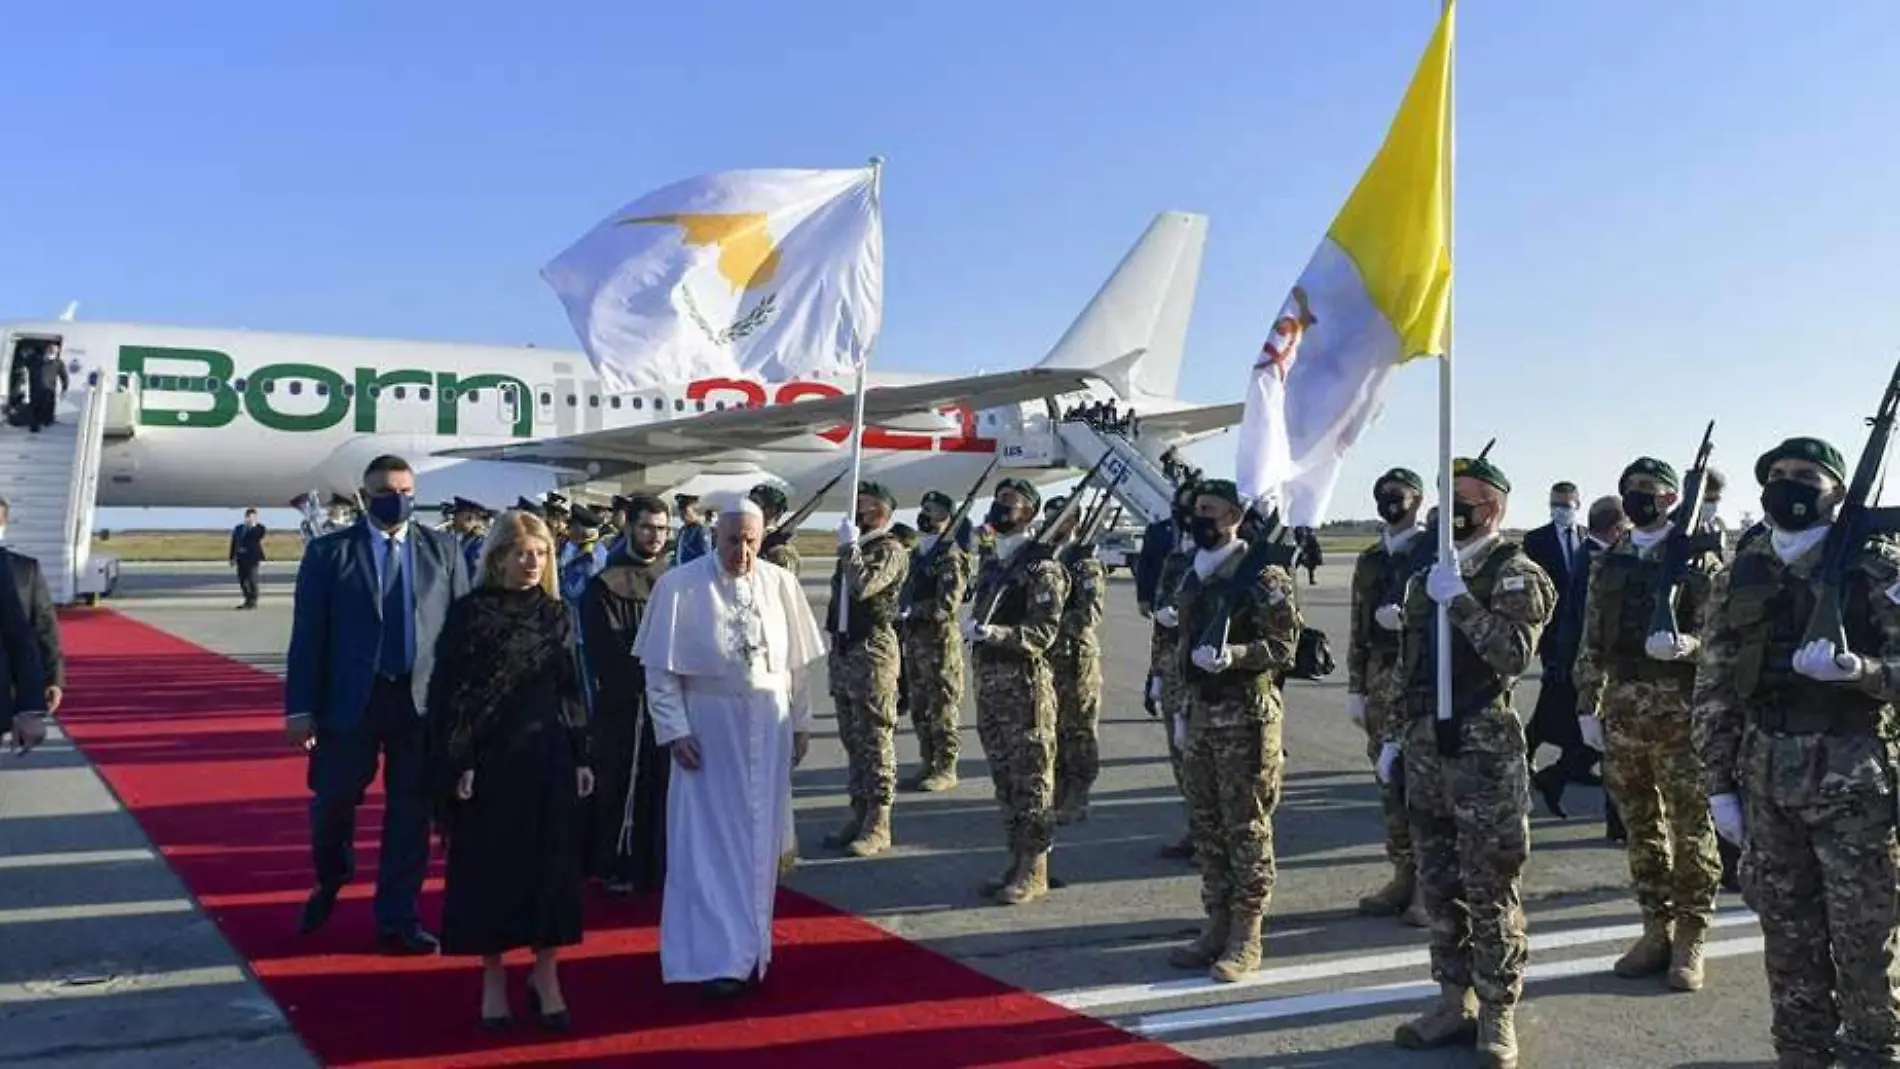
left=1167, top=910, right=1231, bottom=969
left=1157, top=833, right=1195, bottom=861
left=1613, top=915, right=1673, bottom=979
left=981, top=854, right=1019, bottom=896
left=1393, top=983, right=1478, bottom=1049
left=1667, top=917, right=1708, bottom=991
left=995, top=851, right=1049, bottom=905
left=1357, top=864, right=1415, bottom=917
left=1209, top=910, right=1263, bottom=983
left=1476, top=1003, right=1517, bottom=1069
left=1399, top=886, right=1429, bottom=929
left=823, top=799, right=866, bottom=849
left=916, top=768, right=959, bottom=792
left=1054, top=782, right=1092, bottom=825
left=846, top=805, right=893, bottom=857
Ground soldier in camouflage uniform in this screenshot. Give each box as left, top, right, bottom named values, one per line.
left=1040, top=496, right=1108, bottom=824
left=1148, top=481, right=1201, bottom=860
left=1573, top=456, right=1723, bottom=992
left=823, top=481, right=911, bottom=858
left=965, top=478, right=1068, bottom=905
left=1694, top=437, right=1900, bottom=1069
left=1165, top=480, right=1302, bottom=983
left=750, top=483, right=801, bottom=575
left=1346, top=466, right=1433, bottom=928
left=901, top=490, right=969, bottom=792
left=1376, top=455, right=1554, bottom=1069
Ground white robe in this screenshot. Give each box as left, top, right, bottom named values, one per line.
left=632, top=553, right=827, bottom=984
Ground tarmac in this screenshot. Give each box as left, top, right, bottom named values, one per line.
left=0, top=559, right=1781, bottom=1067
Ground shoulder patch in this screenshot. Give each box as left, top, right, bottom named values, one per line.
left=1500, top=576, right=1527, bottom=593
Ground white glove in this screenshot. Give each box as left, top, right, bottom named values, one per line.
left=1426, top=562, right=1468, bottom=604
left=1374, top=604, right=1405, bottom=632
left=1375, top=742, right=1400, bottom=784
left=961, top=616, right=983, bottom=642
left=1643, top=631, right=1699, bottom=661
left=1155, top=606, right=1179, bottom=629
left=1578, top=714, right=1605, bottom=752
left=1147, top=675, right=1164, bottom=702
left=1191, top=645, right=1233, bottom=673
left=973, top=624, right=1003, bottom=645
left=1792, top=638, right=1863, bottom=683
left=1709, top=793, right=1745, bottom=846
left=1171, top=712, right=1188, bottom=752
left=1346, top=693, right=1368, bottom=728
left=837, top=518, right=859, bottom=548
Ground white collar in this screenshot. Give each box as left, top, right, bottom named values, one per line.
left=1629, top=525, right=1670, bottom=552
left=371, top=522, right=407, bottom=543
left=1771, top=524, right=1831, bottom=564
left=1382, top=524, right=1423, bottom=553
left=1453, top=531, right=1500, bottom=569
left=1193, top=537, right=1245, bottom=579
left=995, top=531, right=1031, bottom=561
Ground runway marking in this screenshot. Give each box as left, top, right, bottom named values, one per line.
left=1125, top=934, right=1765, bottom=1037
left=1047, top=908, right=1758, bottom=1014
left=0, top=898, right=197, bottom=924
left=0, top=848, right=158, bottom=870
left=0, top=965, right=255, bottom=1005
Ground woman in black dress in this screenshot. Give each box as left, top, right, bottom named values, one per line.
left=428, top=509, right=594, bottom=1031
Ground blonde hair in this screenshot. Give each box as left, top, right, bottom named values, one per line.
left=477, top=510, right=560, bottom=598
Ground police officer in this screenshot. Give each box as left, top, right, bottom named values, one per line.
left=900, top=490, right=969, bottom=792
left=1573, top=457, right=1722, bottom=991
left=825, top=481, right=910, bottom=858
left=965, top=478, right=1068, bottom=905
left=1695, top=437, right=1900, bottom=1068
left=1345, top=467, right=1432, bottom=927
left=1377, top=454, right=1555, bottom=1068
left=1165, top=480, right=1301, bottom=983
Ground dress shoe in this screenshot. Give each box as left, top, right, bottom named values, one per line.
left=700, top=977, right=748, bottom=1000
left=376, top=927, right=441, bottom=956
left=298, top=886, right=340, bottom=935
left=1531, top=766, right=1568, bottom=819
left=480, top=1013, right=512, bottom=1032
left=526, top=980, right=571, bottom=1031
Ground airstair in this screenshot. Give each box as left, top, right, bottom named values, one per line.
left=0, top=381, right=116, bottom=605
left=1053, top=420, right=1177, bottom=528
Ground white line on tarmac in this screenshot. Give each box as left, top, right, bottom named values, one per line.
left=1126, top=935, right=1766, bottom=1037
left=0, top=898, right=196, bottom=924
left=0, top=848, right=157, bottom=870
left=0, top=965, right=253, bottom=1005
left=1048, top=908, right=1759, bottom=1014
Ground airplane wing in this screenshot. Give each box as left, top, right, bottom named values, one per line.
left=433, top=367, right=1098, bottom=472
left=1140, top=402, right=1242, bottom=438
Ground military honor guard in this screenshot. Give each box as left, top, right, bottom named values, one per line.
left=823, top=481, right=910, bottom=858
left=900, top=490, right=969, bottom=792
left=1043, top=497, right=1107, bottom=825
left=1147, top=480, right=1201, bottom=860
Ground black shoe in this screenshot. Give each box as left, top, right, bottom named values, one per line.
left=526, top=979, right=572, bottom=1031
left=298, top=886, right=340, bottom=935
left=481, top=1013, right=512, bottom=1032
left=1531, top=766, right=1569, bottom=820
left=376, top=927, right=440, bottom=956
left=700, top=978, right=747, bottom=1000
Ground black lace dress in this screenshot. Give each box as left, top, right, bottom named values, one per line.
left=428, top=586, right=590, bottom=956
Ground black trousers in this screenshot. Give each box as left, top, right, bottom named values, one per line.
left=27, top=383, right=53, bottom=430
left=235, top=560, right=260, bottom=606
left=307, top=677, right=428, bottom=934
left=1527, top=672, right=1598, bottom=782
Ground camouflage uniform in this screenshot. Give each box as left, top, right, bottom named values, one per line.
left=1053, top=550, right=1108, bottom=823
left=1347, top=529, right=1432, bottom=923
left=1694, top=532, right=1900, bottom=1067
left=1165, top=543, right=1302, bottom=983
left=762, top=540, right=801, bottom=577
left=1574, top=529, right=1723, bottom=988
left=1383, top=534, right=1554, bottom=1063
left=900, top=535, right=969, bottom=790
left=824, top=527, right=910, bottom=857
left=1149, top=545, right=1196, bottom=857
left=970, top=538, right=1069, bottom=905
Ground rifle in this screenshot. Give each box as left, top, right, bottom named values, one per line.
left=761, top=464, right=852, bottom=553
left=1803, top=357, right=1900, bottom=647
left=973, top=452, right=1113, bottom=627
left=1650, top=420, right=1717, bottom=637
left=900, top=457, right=998, bottom=614
left=1193, top=500, right=1295, bottom=654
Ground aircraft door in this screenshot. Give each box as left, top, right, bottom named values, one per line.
left=534, top=383, right=556, bottom=428
left=3, top=332, right=63, bottom=428
left=498, top=382, right=521, bottom=430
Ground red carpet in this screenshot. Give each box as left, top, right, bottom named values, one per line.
left=56, top=609, right=1203, bottom=1068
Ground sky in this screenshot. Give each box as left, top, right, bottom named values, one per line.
left=7, top=1, right=1899, bottom=532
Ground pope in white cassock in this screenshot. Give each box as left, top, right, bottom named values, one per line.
left=631, top=496, right=827, bottom=999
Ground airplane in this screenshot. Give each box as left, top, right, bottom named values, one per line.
left=5, top=212, right=1241, bottom=517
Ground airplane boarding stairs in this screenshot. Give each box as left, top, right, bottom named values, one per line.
left=0, top=383, right=115, bottom=605
left=1053, top=420, right=1177, bottom=528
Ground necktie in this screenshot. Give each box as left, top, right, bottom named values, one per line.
left=1561, top=527, right=1574, bottom=573
left=379, top=534, right=408, bottom=678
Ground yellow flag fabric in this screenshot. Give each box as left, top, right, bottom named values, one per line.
left=1325, top=0, right=1454, bottom=362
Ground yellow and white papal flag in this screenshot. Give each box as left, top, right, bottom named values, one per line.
left=1234, top=3, right=1453, bottom=527
left=543, top=166, right=883, bottom=391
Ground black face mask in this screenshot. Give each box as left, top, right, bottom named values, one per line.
left=1451, top=499, right=1481, bottom=539
left=916, top=512, right=944, bottom=534
left=1375, top=493, right=1410, bottom=525
left=1189, top=515, right=1223, bottom=551
left=854, top=511, right=878, bottom=532
left=986, top=502, right=1021, bottom=534
left=1761, top=479, right=1826, bottom=532
left=1621, top=490, right=1662, bottom=528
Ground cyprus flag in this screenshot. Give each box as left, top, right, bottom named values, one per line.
left=1234, top=3, right=1453, bottom=526
left=543, top=166, right=883, bottom=390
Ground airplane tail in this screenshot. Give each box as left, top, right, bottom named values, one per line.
left=1033, top=211, right=1206, bottom=401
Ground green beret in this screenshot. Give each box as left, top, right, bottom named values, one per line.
left=747, top=483, right=789, bottom=513
left=920, top=490, right=954, bottom=511
left=1755, top=437, right=1846, bottom=486
left=1620, top=457, right=1679, bottom=491
left=1452, top=456, right=1511, bottom=495
left=1375, top=467, right=1425, bottom=495
left=1195, top=479, right=1244, bottom=509
left=856, top=480, right=896, bottom=508
left=995, top=477, right=1041, bottom=511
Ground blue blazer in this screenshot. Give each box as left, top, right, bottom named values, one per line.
left=285, top=518, right=470, bottom=729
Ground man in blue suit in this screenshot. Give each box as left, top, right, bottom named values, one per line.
left=284, top=454, right=470, bottom=953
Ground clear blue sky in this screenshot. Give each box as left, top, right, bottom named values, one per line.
left=8, top=1, right=1898, bottom=531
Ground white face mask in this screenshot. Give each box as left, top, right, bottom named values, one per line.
left=1550, top=505, right=1577, bottom=527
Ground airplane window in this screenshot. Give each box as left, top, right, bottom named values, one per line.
left=289, top=381, right=304, bottom=396
left=588, top=395, right=600, bottom=408
left=394, top=386, right=407, bottom=400
left=117, top=373, right=131, bottom=389
left=368, top=385, right=382, bottom=398
left=442, top=388, right=457, bottom=402
left=206, top=377, right=222, bottom=391
left=695, top=400, right=706, bottom=412
left=87, top=370, right=99, bottom=387
left=264, top=381, right=276, bottom=395
left=467, top=389, right=480, bottom=402
left=566, top=394, right=577, bottom=407
left=234, top=377, right=247, bottom=392
left=418, top=386, right=432, bottom=402
left=315, top=383, right=329, bottom=397
left=539, top=392, right=552, bottom=405
left=631, top=398, right=643, bottom=410
left=610, top=397, right=622, bottom=409
left=674, top=399, right=684, bottom=412
left=343, top=383, right=355, bottom=397
left=715, top=400, right=726, bottom=410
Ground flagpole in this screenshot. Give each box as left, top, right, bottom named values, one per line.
left=839, top=155, right=884, bottom=636
left=1434, top=0, right=1456, bottom=726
